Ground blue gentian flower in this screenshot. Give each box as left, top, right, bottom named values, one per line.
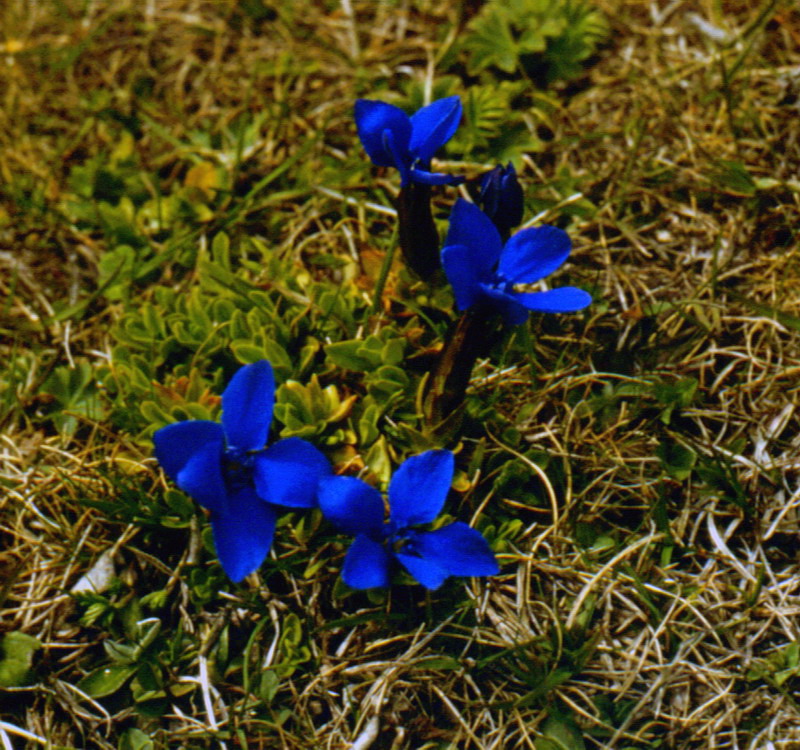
left=153, top=361, right=330, bottom=583
left=479, top=162, right=524, bottom=238
left=318, top=450, right=498, bottom=590
left=354, top=96, right=463, bottom=187
left=441, top=198, right=592, bottom=325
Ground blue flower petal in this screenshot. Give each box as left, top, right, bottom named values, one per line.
left=478, top=284, right=530, bottom=326
left=153, top=420, right=224, bottom=481
left=388, top=450, right=454, bottom=528
left=318, top=476, right=385, bottom=537
left=221, top=360, right=274, bottom=451
left=498, top=225, right=572, bottom=284
left=383, top=127, right=413, bottom=185
left=412, top=522, right=499, bottom=577
left=441, top=243, right=482, bottom=310
left=355, top=100, right=412, bottom=168
left=409, top=168, right=464, bottom=186
left=395, top=551, right=450, bottom=590
left=409, top=96, right=462, bottom=164
left=444, top=199, right=502, bottom=276
left=513, top=287, right=593, bottom=313
left=210, top=487, right=277, bottom=583
left=174, top=437, right=229, bottom=514
left=253, top=437, right=331, bottom=508
left=342, top=534, right=392, bottom=589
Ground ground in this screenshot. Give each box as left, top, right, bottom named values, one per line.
left=1, top=1, right=800, bottom=748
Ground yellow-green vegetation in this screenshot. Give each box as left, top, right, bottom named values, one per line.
left=2, top=0, right=800, bottom=748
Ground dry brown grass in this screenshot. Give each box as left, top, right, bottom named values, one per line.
left=2, top=0, right=800, bottom=748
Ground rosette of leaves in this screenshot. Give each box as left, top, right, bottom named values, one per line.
left=463, top=0, right=608, bottom=84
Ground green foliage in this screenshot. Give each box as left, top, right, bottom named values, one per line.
left=747, top=641, right=800, bottom=689
left=451, top=81, right=544, bottom=162
left=462, top=0, right=608, bottom=83
left=76, top=465, right=194, bottom=531
left=536, top=712, right=587, bottom=750
left=0, top=350, right=40, bottom=425
left=656, top=438, right=696, bottom=481
left=0, top=632, right=41, bottom=687
left=39, top=359, right=105, bottom=436
left=274, top=377, right=356, bottom=439
left=118, top=729, right=154, bottom=750
left=574, top=375, right=698, bottom=429
left=73, top=602, right=196, bottom=713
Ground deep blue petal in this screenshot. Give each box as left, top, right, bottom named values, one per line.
left=175, top=437, right=229, bottom=514
left=395, top=551, right=450, bottom=590
left=478, top=284, right=530, bottom=326
left=412, top=522, right=499, bottom=577
left=409, top=168, right=464, bottom=186
left=153, top=420, right=224, bottom=481
left=210, top=487, right=277, bottom=583
left=512, top=287, right=593, bottom=313
left=342, top=534, right=391, bottom=589
left=441, top=243, right=482, bottom=310
left=253, top=437, right=331, bottom=508
left=409, top=96, right=462, bottom=164
left=318, top=476, right=385, bottom=537
left=388, top=450, right=454, bottom=528
left=444, top=199, right=502, bottom=276
left=354, top=100, right=412, bottom=167
left=221, top=361, right=274, bottom=451
left=383, top=127, right=413, bottom=185
left=498, top=225, right=571, bottom=284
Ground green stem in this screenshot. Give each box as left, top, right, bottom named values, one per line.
left=423, top=303, right=500, bottom=428
left=370, top=225, right=398, bottom=315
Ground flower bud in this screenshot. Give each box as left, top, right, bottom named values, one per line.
left=479, top=162, right=524, bottom=239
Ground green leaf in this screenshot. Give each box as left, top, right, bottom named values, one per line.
left=326, top=340, right=374, bottom=371
left=231, top=341, right=269, bottom=364
left=414, top=655, right=462, bottom=671
left=211, top=231, right=231, bottom=269
left=118, top=728, right=154, bottom=750
left=76, top=664, right=137, bottom=698
left=463, top=0, right=607, bottom=83
left=466, top=5, right=518, bottom=73
left=364, top=435, right=392, bottom=486
left=652, top=376, right=698, bottom=424
left=0, top=632, right=42, bottom=687
left=656, top=439, right=696, bottom=481
left=708, top=159, right=757, bottom=196
left=42, top=361, right=94, bottom=408
left=98, top=245, right=137, bottom=301
left=259, top=669, right=280, bottom=705
left=536, top=713, right=587, bottom=750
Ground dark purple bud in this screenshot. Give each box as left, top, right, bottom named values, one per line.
left=479, top=162, right=524, bottom=239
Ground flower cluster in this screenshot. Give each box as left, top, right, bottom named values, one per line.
left=355, top=95, right=591, bottom=324
left=155, top=361, right=498, bottom=589
left=151, top=92, right=594, bottom=593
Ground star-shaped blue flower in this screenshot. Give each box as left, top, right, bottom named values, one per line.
left=318, top=450, right=498, bottom=590
left=354, top=96, right=463, bottom=187
left=441, top=198, right=592, bottom=325
left=153, top=361, right=330, bottom=583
